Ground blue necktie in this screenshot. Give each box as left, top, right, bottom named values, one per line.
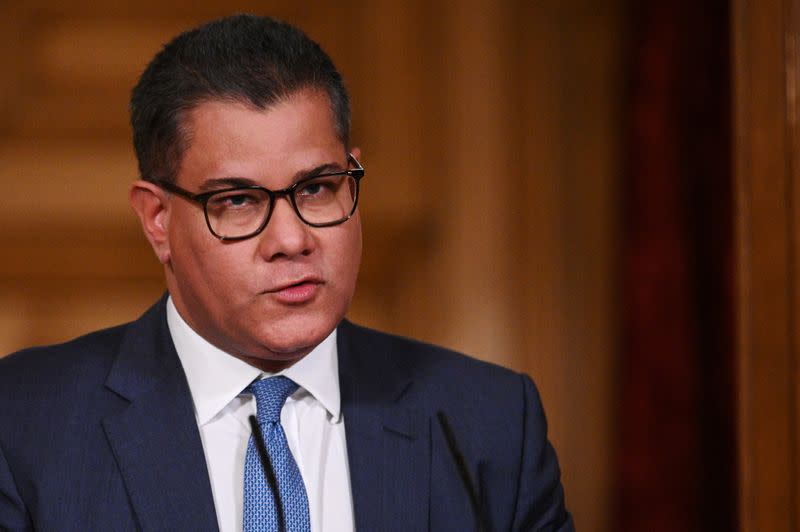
left=243, top=376, right=311, bottom=531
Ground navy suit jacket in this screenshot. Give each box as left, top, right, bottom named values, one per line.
left=0, top=298, right=573, bottom=531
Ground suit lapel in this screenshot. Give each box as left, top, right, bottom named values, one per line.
left=102, top=298, right=219, bottom=531
left=338, top=321, right=431, bottom=531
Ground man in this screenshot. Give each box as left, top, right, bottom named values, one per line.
left=0, top=14, right=573, bottom=532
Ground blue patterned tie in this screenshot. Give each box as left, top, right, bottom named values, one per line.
left=243, top=376, right=311, bottom=531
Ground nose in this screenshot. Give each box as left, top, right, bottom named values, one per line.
left=257, top=196, right=315, bottom=261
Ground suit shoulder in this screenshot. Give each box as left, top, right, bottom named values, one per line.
left=339, top=320, right=525, bottom=389
left=0, top=323, right=129, bottom=388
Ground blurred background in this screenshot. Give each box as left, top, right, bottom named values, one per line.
left=0, top=1, right=795, bottom=531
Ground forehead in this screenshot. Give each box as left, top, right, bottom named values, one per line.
left=178, top=90, right=344, bottom=185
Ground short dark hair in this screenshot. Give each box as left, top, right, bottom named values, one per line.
left=130, top=14, right=351, bottom=183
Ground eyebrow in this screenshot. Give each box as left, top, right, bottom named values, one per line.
left=197, top=161, right=346, bottom=192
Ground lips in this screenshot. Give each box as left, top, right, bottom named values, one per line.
left=264, top=276, right=323, bottom=304
left=266, top=276, right=322, bottom=292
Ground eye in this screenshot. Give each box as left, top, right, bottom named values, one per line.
left=296, top=176, right=340, bottom=199
left=302, top=183, right=323, bottom=195
left=226, top=194, right=252, bottom=206
left=207, top=189, right=266, bottom=210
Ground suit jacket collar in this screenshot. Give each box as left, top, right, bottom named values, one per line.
left=103, top=295, right=220, bottom=531
left=337, top=319, right=431, bottom=531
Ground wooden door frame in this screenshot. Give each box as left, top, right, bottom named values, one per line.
left=734, top=0, right=800, bottom=530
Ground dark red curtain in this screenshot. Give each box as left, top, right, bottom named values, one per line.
left=617, top=2, right=737, bottom=531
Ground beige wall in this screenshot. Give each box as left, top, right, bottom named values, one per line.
left=0, top=2, right=622, bottom=530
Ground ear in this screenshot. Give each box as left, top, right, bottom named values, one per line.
left=129, top=180, right=172, bottom=264
left=350, top=146, right=362, bottom=161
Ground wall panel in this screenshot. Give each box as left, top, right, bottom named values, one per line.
left=734, top=0, right=800, bottom=529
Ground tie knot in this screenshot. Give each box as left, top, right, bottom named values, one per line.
left=245, top=376, right=298, bottom=424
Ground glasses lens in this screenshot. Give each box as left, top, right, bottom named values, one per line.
left=294, top=174, right=358, bottom=225
left=205, top=188, right=271, bottom=238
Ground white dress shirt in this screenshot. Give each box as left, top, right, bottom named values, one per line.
left=166, top=297, right=355, bottom=532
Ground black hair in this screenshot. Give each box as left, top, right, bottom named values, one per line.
left=130, top=14, right=351, bottom=183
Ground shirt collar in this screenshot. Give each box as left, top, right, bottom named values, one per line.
left=166, top=296, right=341, bottom=425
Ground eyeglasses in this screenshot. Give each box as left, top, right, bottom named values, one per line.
left=153, top=154, right=364, bottom=241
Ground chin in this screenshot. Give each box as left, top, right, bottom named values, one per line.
left=250, top=316, right=336, bottom=355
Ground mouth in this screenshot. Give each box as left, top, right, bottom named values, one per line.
left=265, top=277, right=323, bottom=304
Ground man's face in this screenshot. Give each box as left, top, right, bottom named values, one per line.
left=159, top=90, right=361, bottom=369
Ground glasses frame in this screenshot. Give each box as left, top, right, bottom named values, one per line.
left=152, top=153, right=364, bottom=241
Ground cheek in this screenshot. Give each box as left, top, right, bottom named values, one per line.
left=330, top=221, right=362, bottom=285
left=198, top=245, right=256, bottom=291
left=170, top=220, right=243, bottom=294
